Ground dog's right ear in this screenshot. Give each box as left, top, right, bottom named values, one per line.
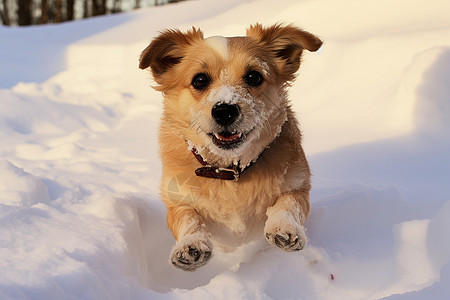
left=246, top=23, right=322, bottom=82
left=139, top=28, right=204, bottom=84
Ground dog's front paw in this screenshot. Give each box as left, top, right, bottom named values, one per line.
left=170, top=233, right=213, bottom=271
left=264, top=218, right=308, bottom=252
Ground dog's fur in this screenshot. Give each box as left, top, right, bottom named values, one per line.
left=139, top=23, right=322, bottom=271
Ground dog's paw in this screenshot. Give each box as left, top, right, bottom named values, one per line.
left=264, top=219, right=308, bottom=252
left=170, top=233, right=213, bottom=271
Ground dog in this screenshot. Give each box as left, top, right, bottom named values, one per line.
left=139, top=23, right=322, bottom=271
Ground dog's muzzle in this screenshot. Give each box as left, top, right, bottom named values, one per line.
left=210, top=103, right=244, bottom=149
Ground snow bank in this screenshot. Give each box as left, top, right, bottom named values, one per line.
left=1, top=0, right=450, bottom=299
left=0, top=161, right=50, bottom=206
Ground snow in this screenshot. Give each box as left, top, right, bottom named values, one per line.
left=1, top=0, right=450, bottom=298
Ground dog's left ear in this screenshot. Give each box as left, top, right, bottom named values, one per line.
left=246, top=23, right=322, bottom=81
left=139, top=27, right=204, bottom=85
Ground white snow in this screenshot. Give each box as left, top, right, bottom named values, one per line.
left=1, top=0, right=450, bottom=299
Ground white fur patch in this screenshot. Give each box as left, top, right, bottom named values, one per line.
left=205, top=36, right=229, bottom=60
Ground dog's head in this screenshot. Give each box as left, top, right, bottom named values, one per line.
left=140, top=24, right=322, bottom=168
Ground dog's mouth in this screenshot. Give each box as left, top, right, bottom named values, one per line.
left=209, top=131, right=245, bottom=149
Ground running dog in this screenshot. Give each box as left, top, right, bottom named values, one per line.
left=139, top=23, right=322, bottom=271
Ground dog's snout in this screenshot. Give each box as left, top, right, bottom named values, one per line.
left=211, top=103, right=240, bottom=126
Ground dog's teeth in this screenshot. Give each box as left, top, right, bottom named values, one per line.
left=214, top=132, right=242, bottom=141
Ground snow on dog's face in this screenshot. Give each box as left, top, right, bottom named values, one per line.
left=140, top=24, right=322, bottom=168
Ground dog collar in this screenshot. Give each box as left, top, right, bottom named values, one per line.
left=191, top=148, right=260, bottom=181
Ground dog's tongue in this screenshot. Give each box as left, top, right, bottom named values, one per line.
left=215, top=132, right=242, bottom=141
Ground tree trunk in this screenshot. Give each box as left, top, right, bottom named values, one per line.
left=55, top=0, right=62, bottom=22
left=67, top=0, right=74, bottom=20
left=39, top=0, right=48, bottom=24
left=18, top=0, right=33, bottom=26
left=112, top=0, right=121, bottom=13
left=92, top=0, right=99, bottom=16
left=1, top=0, right=11, bottom=25
left=92, top=0, right=106, bottom=15
left=83, top=0, right=89, bottom=18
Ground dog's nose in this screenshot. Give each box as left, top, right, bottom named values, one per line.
left=211, top=103, right=240, bottom=126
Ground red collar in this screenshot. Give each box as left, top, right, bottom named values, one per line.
left=191, top=148, right=260, bottom=181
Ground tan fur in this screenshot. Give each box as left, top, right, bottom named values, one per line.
left=140, top=23, right=322, bottom=271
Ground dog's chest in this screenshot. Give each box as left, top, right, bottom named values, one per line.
left=193, top=172, right=282, bottom=248
left=198, top=199, right=269, bottom=250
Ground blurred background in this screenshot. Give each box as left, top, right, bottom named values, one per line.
left=0, top=0, right=183, bottom=26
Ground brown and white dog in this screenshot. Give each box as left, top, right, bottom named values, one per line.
left=139, top=23, right=322, bottom=271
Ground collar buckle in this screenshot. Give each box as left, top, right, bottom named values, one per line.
left=217, top=166, right=240, bottom=181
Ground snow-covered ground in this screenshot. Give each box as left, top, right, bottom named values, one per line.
left=1, top=0, right=450, bottom=298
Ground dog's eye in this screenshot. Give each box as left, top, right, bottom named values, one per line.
left=192, top=73, right=211, bottom=90
left=244, top=71, right=264, bottom=87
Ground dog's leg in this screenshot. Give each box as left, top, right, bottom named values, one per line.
left=167, top=205, right=213, bottom=271
left=264, top=189, right=310, bottom=251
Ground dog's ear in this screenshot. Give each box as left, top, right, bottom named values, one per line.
left=246, top=23, right=322, bottom=81
left=139, top=28, right=204, bottom=84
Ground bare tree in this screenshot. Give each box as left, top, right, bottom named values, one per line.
left=55, top=0, right=62, bottom=22
left=101, top=0, right=106, bottom=14
left=39, top=0, right=48, bottom=23
left=91, top=0, right=99, bottom=16
left=112, top=0, right=121, bottom=13
left=17, top=0, right=32, bottom=25
left=66, top=0, right=73, bottom=20
left=0, top=0, right=11, bottom=25
left=83, top=0, right=89, bottom=18
left=2, top=0, right=181, bottom=26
